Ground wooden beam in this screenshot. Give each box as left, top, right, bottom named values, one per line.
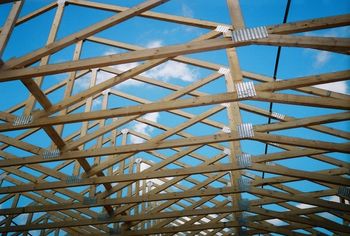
left=0, top=90, right=348, bottom=133
left=3, top=35, right=349, bottom=82
left=0, top=38, right=235, bottom=81
left=0, top=0, right=24, bottom=58
left=1, top=0, right=170, bottom=69
left=0, top=186, right=239, bottom=215
left=268, top=14, right=350, bottom=34
left=255, top=112, right=350, bottom=133
left=254, top=35, right=350, bottom=53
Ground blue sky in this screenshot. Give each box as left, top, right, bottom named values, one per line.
left=0, top=0, right=349, bottom=235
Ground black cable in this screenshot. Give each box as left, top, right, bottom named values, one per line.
left=261, top=0, right=292, bottom=183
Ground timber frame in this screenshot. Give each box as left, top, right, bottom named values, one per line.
left=0, top=0, right=349, bottom=235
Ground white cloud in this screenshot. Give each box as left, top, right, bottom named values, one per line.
left=94, top=61, right=144, bottom=88
left=314, top=81, right=348, bottom=94
left=145, top=61, right=199, bottom=82
left=130, top=112, right=160, bottom=144
left=76, top=44, right=199, bottom=90
left=181, top=3, right=194, bottom=18
left=144, top=40, right=199, bottom=82
left=313, top=50, right=331, bottom=67
left=74, top=74, right=91, bottom=90
left=146, top=40, right=163, bottom=48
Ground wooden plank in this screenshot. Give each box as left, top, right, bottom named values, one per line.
left=268, top=14, right=350, bottom=34
left=23, top=1, right=65, bottom=114
left=0, top=38, right=235, bottom=81
left=254, top=34, right=350, bottom=52
left=1, top=0, right=170, bottom=69
left=0, top=186, right=240, bottom=215
left=0, top=0, right=24, bottom=58
left=1, top=90, right=349, bottom=133
left=255, top=112, right=350, bottom=132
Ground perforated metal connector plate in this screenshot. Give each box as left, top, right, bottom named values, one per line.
left=338, top=186, right=350, bottom=198
left=271, top=112, right=285, bottom=120
left=221, top=103, right=230, bottom=108
left=266, top=161, right=276, bottom=166
left=237, top=123, right=254, bottom=138
left=43, top=149, right=60, bottom=159
left=103, top=88, right=110, bottom=95
left=235, top=81, right=256, bottom=99
left=238, top=178, right=251, bottom=191
left=121, top=128, right=128, bottom=134
left=66, top=176, right=83, bottom=184
left=237, top=153, right=252, bottom=168
left=13, top=115, right=33, bottom=126
left=232, top=26, right=268, bottom=42
left=222, top=126, right=231, bottom=133
left=223, top=148, right=231, bottom=155
left=215, top=25, right=230, bottom=33
left=218, top=67, right=230, bottom=75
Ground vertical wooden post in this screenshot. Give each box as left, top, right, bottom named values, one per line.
left=0, top=0, right=24, bottom=58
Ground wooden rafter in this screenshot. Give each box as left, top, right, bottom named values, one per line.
left=0, top=0, right=349, bottom=235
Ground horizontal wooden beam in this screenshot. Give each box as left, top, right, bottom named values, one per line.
left=0, top=130, right=348, bottom=168
left=0, top=38, right=235, bottom=81
left=257, top=70, right=350, bottom=92
left=268, top=14, right=350, bottom=35
left=254, top=35, right=350, bottom=53
left=0, top=209, right=241, bottom=233
left=255, top=112, right=350, bottom=132
left=0, top=151, right=348, bottom=194
left=2, top=35, right=349, bottom=82
left=1, top=90, right=348, bottom=133
left=0, top=186, right=239, bottom=215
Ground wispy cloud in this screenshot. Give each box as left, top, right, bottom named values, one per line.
left=130, top=112, right=160, bottom=144
left=303, top=27, right=349, bottom=69
left=146, top=40, right=163, bottom=48
left=313, top=50, right=331, bottom=68
left=96, top=48, right=143, bottom=87
left=75, top=43, right=199, bottom=91
left=181, top=3, right=194, bottom=18
left=314, top=81, right=348, bottom=94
